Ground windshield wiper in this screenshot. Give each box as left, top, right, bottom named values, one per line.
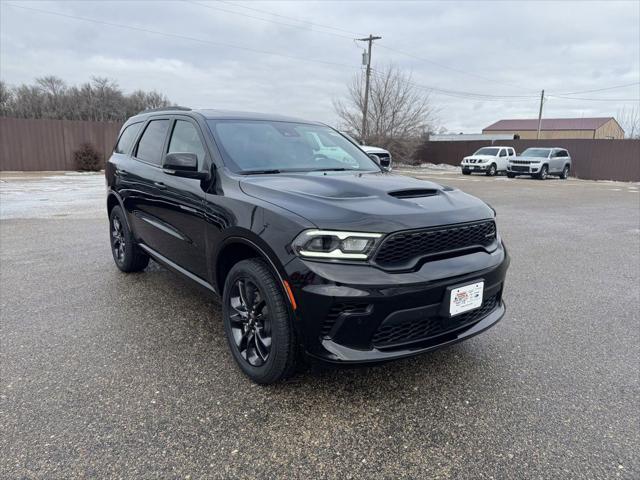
left=240, top=169, right=281, bottom=175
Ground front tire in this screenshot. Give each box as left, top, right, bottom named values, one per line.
left=536, top=165, right=549, bottom=180
left=462, top=169, right=471, bottom=175
left=222, top=258, right=297, bottom=384
left=507, top=172, right=516, bottom=179
left=109, top=206, right=149, bottom=272
left=486, top=163, right=497, bottom=176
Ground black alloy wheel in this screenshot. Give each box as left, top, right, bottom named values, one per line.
left=228, top=278, right=272, bottom=367
left=109, top=205, right=149, bottom=272
left=222, top=258, right=297, bottom=383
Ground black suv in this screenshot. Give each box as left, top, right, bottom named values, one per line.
left=106, top=108, right=510, bottom=384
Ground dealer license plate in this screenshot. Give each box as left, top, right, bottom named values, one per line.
left=449, top=281, right=484, bottom=316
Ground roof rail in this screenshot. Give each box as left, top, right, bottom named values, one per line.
left=138, top=106, right=192, bottom=114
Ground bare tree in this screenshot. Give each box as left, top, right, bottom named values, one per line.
left=1, top=77, right=173, bottom=121
left=334, top=64, right=438, bottom=161
left=617, top=106, right=640, bottom=139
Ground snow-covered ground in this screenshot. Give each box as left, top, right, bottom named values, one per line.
left=0, top=172, right=105, bottom=220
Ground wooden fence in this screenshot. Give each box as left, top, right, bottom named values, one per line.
left=0, top=117, right=123, bottom=171
left=1, top=117, right=639, bottom=181
left=414, top=139, right=640, bottom=182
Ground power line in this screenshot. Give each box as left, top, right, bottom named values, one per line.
left=551, top=82, right=640, bottom=96
left=3, top=2, right=357, bottom=71
left=215, top=0, right=365, bottom=37
left=547, top=95, right=640, bottom=102
left=185, top=0, right=356, bottom=40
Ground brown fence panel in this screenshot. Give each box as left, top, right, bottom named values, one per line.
left=414, top=139, right=640, bottom=182
left=0, top=117, right=123, bottom=171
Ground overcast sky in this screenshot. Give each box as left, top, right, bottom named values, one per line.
left=1, top=0, right=639, bottom=132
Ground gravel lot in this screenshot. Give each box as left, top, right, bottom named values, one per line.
left=1, top=169, right=639, bottom=479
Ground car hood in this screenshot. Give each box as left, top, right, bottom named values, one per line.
left=464, top=155, right=496, bottom=161
left=511, top=156, right=546, bottom=162
left=361, top=145, right=390, bottom=155
left=239, top=172, right=493, bottom=233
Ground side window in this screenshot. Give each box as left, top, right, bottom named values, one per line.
left=115, top=122, right=142, bottom=154
left=136, top=120, right=170, bottom=165
left=168, top=120, right=206, bottom=164
left=558, top=150, right=568, bottom=158
left=499, top=149, right=507, bottom=157
left=509, top=148, right=515, bottom=156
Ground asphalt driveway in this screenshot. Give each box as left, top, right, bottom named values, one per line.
left=1, top=169, right=638, bottom=479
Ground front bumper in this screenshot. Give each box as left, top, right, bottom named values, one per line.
left=285, top=243, right=510, bottom=364
left=462, top=163, right=489, bottom=171
left=508, top=164, right=540, bottom=174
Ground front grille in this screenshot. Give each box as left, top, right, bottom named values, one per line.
left=373, top=220, right=496, bottom=270
left=510, top=160, right=530, bottom=165
left=372, top=294, right=499, bottom=348
left=511, top=165, right=529, bottom=172
left=320, top=303, right=370, bottom=338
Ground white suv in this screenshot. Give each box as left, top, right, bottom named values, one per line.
left=507, top=148, right=571, bottom=180
left=461, top=146, right=514, bottom=176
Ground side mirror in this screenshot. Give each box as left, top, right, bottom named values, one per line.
left=163, top=152, right=210, bottom=180
left=369, top=153, right=390, bottom=172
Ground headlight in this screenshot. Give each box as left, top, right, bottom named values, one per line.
left=292, top=230, right=383, bottom=260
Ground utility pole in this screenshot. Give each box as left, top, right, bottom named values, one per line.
left=536, top=89, right=545, bottom=140
left=357, top=34, right=382, bottom=143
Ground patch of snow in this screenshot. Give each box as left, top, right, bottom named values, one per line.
left=0, top=172, right=105, bottom=220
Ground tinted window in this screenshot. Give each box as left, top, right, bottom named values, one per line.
left=168, top=120, right=206, bottom=164
left=115, top=122, right=142, bottom=154
left=499, top=149, right=507, bottom=157
left=557, top=150, right=568, bottom=157
left=136, top=120, right=170, bottom=165
left=208, top=120, right=379, bottom=173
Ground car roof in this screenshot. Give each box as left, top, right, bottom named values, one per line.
left=127, top=107, right=324, bottom=125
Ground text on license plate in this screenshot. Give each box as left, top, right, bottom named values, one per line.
left=450, top=281, right=484, bottom=316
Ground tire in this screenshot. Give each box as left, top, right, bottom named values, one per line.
left=560, top=165, right=569, bottom=180
left=536, top=165, right=548, bottom=180
left=222, top=258, right=297, bottom=384
left=507, top=172, right=516, bottom=179
left=486, top=163, right=497, bottom=176
left=109, top=205, right=149, bottom=272
left=462, top=169, right=471, bottom=175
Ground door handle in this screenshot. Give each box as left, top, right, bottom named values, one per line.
left=154, top=181, right=167, bottom=190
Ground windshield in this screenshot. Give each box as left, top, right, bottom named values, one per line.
left=521, top=148, right=552, bottom=158
left=473, top=147, right=499, bottom=156
left=208, top=120, right=380, bottom=173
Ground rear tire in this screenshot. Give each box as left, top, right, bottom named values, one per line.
left=109, top=206, right=149, bottom=272
left=536, top=165, right=549, bottom=180
left=560, top=165, right=569, bottom=179
left=222, top=258, right=297, bottom=384
left=486, top=163, right=497, bottom=176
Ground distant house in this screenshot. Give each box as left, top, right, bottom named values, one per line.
left=482, top=117, right=624, bottom=140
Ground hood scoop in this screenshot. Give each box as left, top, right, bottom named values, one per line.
left=389, top=188, right=439, bottom=199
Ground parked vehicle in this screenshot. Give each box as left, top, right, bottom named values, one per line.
left=461, top=146, right=515, bottom=176
left=106, top=108, right=509, bottom=384
left=507, top=148, right=571, bottom=180
left=342, top=132, right=393, bottom=171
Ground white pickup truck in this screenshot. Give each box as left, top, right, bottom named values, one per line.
left=461, top=146, right=515, bottom=176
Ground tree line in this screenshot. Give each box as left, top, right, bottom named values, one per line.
left=0, top=76, right=173, bottom=122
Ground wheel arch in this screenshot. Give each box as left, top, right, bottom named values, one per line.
left=214, top=234, right=289, bottom=298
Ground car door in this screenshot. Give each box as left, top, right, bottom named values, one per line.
left=551, top=149, right=563, bottom=172
left=149, top=116, right=210, bottom=280
left=497, top=148, right=508, bottom=171
left=122, top=117, right=173, bottom=249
